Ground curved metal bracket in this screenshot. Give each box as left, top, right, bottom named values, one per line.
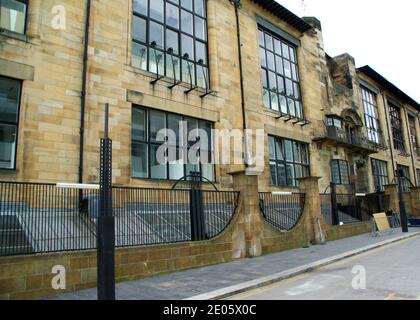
left=171, top=174, right=219, bottom=191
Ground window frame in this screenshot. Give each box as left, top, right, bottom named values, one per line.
left=361, top=86, right=381, bottom=144
left=371, top=159, right=389, bottom=192
left=0, top=0, right=29, bottom=35
left=131, top=0, right=210, bottom=89
left=0, top=75, right=22, bottom=171
left=330, top=159, right=350, bottom=185
left=268, top=135, right=310, bottom=188
left=388, top=103, right=405, bottom=152
left=408, top=114, right=418, bottom=151
left=131, top=105, right=215, bottom=182
left=258, top=26, right=304, bottom=119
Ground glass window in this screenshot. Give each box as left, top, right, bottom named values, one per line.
left=389, top=103, right=405, bottom=153
left=331, top=160, right=350, bottom=185
left=0, top=77, right=20, bottom=169
left=258, top=28, right=303, bottom=118
left=408, top=115, right=418, bottom=153
left=371, top=159, right=389, bottom=192
left=268, top=136, right=310, bottom=187
left=132, top=106, right=215, bottom=181
left=0, top=0, right=27, bottom=34
left=397, top=164, right=411, bottom=192
left=361, top=87, right=381, bottom=144
left=131, top=0, right=209, bottom=88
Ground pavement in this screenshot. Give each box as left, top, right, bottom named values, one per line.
left=48, top=228, right=420, bottom=300
left=227, top=235, right=420, bottom=300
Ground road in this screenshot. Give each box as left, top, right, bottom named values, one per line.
left=228, top=236, right=420, bottom=300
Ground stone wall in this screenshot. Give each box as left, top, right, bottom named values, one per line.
left=324, top=221, right=372, bottom=242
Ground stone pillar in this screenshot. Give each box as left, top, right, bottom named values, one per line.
left=26, top=0, right=41, bottom=39
left=298, top=176, right=325, bottom=245
left=229, top=171, right=263, bottom=258
left=384, top=184, right=399, bottom=213
left=409, top=187, right=420, bottom=218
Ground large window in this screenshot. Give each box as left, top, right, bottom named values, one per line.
left=131, top=0, right=209, bottom=88
left=268, top=136, right=310, bottom=187
left=371, top=159, right=389, bottom=192
left=132, top=106, right=214, bottom=181
left=0, top=76, right=20, bottom=170
left=397, top=164, right=410, bottom=192
left=258, top=28, right=303, bottom=119
left=388, top=103, right=405, bottom=152
left=331, top=160, right=350, bottom=185
left=361, top=87, right=381, bottom=144
left=0, top=0, right=27, bottom=34
left=408, top=114, right=418, bottom=154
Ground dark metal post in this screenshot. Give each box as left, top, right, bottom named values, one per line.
left=330, top=182, right=339, bottom=226
left=396, top=169, right=409, bottom=233
left=189, top=172, right=206, bottom=241
left=97, top=103, right=116, bottom=300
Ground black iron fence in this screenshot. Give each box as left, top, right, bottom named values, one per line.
left=259, top=193, right=306, bottom=231
left=0, top=181, right=239, bottom=257
left=320, top=192, right=389, bottom=225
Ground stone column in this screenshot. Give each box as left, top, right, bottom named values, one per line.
left=298, top=176, right=325, bottom=245
left=26, top=0, right=42, bottom=39
left=384, top=184, right=399, bottom=213
left=409, top=187, right=420, bottom=218
left=229, top=171, right=263, bottom=258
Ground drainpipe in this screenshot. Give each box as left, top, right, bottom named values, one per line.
left=381, top=92, right=397, bottom=182
left=403, top=109, right=417, bottom=185
left=231, top=0, right=249, bottom=168
left=79, top=0, right=92, bottom=184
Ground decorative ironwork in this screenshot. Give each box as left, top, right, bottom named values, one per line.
left=259, top=192, right=305, bottom=231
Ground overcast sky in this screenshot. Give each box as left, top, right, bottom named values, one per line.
left=277, top=0, right=420, bottom=102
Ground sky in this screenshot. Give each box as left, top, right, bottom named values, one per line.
left=276, top=0, right=420, bottom=102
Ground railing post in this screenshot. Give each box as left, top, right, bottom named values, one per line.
left=330, top=182, right=339, bottom=226
left=298, top=177, right=325, bottom=245
left=97, top=103, right=115, bottom=300
left=189, top=172, right=206, bottom=241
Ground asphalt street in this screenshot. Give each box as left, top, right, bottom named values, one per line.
left=228, top=236, right=420, bottom=300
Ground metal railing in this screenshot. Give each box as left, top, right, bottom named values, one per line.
left=324, top=125, right=387, bottom=151
left=0, top=182, right=239, bottom=257
left=259, top=193, right=306, bottom=231
left=320, top=193, right=378, bottom=225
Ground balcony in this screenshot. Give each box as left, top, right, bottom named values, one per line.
left=313, top=125, right=388, bottom=154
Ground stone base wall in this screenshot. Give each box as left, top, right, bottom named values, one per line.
left=324, top=221, right=372, bottom=242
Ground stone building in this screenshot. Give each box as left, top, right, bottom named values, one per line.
left=1, top=0, right=419, bottom=194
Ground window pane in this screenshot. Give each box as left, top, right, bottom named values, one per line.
left=195, top=16, right=206, bottom=41
left=269, top=161, right=277, bottom=185
left=275, top=56, right=284, bottom=75
left=258, top=30, right=264, bottom=46
left=195, top=41, right=207, bottom=64
left=167, top=114, right=182, bottom=146
left=151, top=145, right=167, bottom=179
left=0, top=77, right=20, bottom=123
left=149, top=49, right=164, bottom=75
left=149, top=21, right=164, bottom=48
left=166, top=3, right=179, bottom=28
left=169, top=148, right=185, bottom=180
left=282, top=43, right=290, bottom=59
left=274, top=39, right=282, bottom=54
left=181, top=34, right=194, bottom=59
left=262, top=89, right=270, bottom=108
left=275, top=139, right=284, bottom=161
left=279, top=95, right=287, bottom=114
left=260, top=48, right=266, bottom=67
left=194, top=0, right=205, bottom=16
left=0, top=124, right=17, bottom=169
left=286, top=164, right=296, bottom=186
left=132, top=108, right=146, bottom=141
left=261, top=69, right=268, bottom=88
left=166, top=29, right=179, bottom=54
left=132, top=43, right=148, bottom=70
left=277, top=164, right=286, bottom=186
left=150, top=110, right=166, bottom=143
left=284, top=140, right=293, bottom=161
left=150, top=0, right=164, bottom=22
left=181, top=0, right=193, bottom=10
left=132, top=16, right=147, bottom=43
left=284, top=60, right=292, bottom=78
left=265, top=34, right=273, bottom=51
left=196, top=66, right=208, bottom=89
left=181, top=9, right=193, bottom=35
left=266, top=51, right=275, bottom=71
left=268, top=71, right=277, bottom=91
left=202, top=163, right=214, bottom=182
left=0, top=0, right=27, bottom=34
left=182, top=59, right=195, bottom=85
left=268, top=136, right=276, bottom=160
left=132, top=142, right=148, bottom=178
left=270, top=92, right=279, bottom=112
left=285, top=79, right=293, bottom=97
left=133, top=0, right=148, bottom=15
